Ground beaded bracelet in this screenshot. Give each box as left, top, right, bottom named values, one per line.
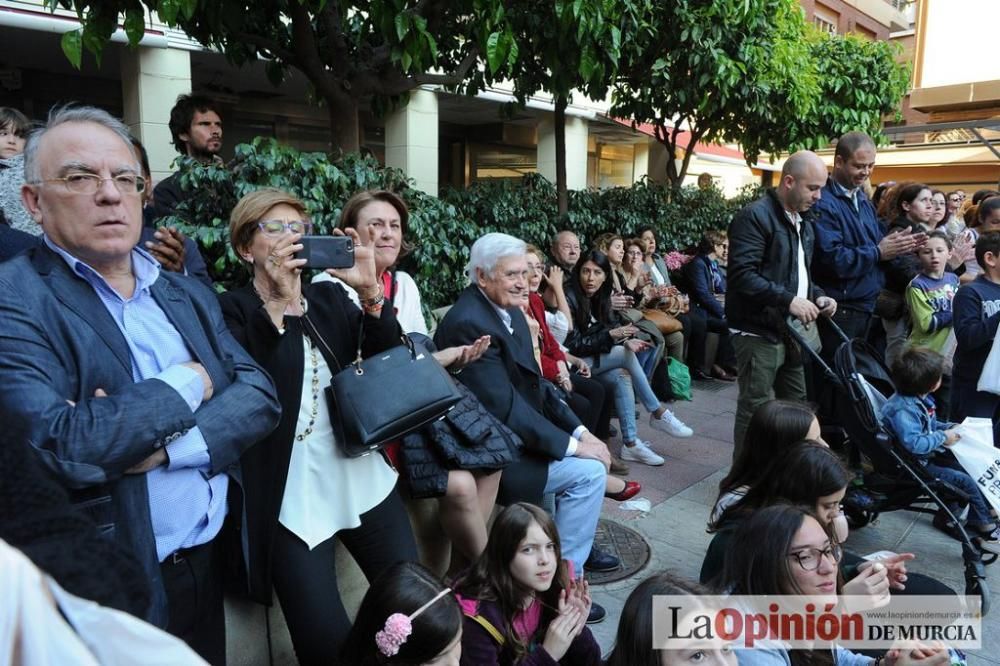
left=359, top=285, right=385, bottom=308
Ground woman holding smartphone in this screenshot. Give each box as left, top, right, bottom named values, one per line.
left=219, top=188, right=418, bottom=664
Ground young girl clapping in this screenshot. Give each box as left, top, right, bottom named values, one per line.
left=454, top=503, right=602, bottom=666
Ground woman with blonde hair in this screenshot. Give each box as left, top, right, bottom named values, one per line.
left=219, top=187, right=419, bottom=663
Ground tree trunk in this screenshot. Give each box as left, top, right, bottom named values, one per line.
left=554, top=96, right=568, bottom=216
left=325, top=96, right=360, bottom=154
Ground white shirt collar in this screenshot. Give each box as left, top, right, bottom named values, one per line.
left=478, top=287, right=513, bottom=334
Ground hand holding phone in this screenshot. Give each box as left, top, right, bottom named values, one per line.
left=298, top=235, right=355, bottom=270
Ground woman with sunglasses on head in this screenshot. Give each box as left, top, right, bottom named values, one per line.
left=719, top=505, right=951, bottom=666
left=521, top=244, right=640, bottom=501
left=218, top=188, right=419, bottom=664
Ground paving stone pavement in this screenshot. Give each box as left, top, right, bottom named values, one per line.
left=588, top=380, right=1000, bottom=664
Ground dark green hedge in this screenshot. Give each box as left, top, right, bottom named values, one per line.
left=162, top=138, right=761, bottom=310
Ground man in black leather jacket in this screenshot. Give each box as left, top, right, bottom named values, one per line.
left=726, top=151, right=837, bottom=455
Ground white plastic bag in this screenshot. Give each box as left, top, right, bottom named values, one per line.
left=976, top=328, right=1000, bottom=394
left=950, top=418, right=1000, bottom=515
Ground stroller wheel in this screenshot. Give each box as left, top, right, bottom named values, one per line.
left=965, top=558, right=991, bottom=616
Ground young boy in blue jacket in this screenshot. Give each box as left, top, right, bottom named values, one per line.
left=882, top=347, right=999, bottom=542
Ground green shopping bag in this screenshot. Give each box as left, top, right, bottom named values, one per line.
left=667, top=357, right=692, bottom=401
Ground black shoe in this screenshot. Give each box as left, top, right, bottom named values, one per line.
left=932, top=512, right=966, bottom=541
left=587, top=602, right=607, bottom=624
left=608, top=426, right=618, bottom=438
left=691, top=368, right=714, bottom=381
left=584, top=548, right=620, bottom=572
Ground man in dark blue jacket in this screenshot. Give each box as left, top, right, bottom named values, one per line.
left=0, top=208, right=40, bottom=261
left=0, top=105, right=280, bottom=664
left=811, top=131, right=924, bottom=355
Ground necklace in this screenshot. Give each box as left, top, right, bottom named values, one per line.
left=251, top=282, right=318, bottom=442
left=295, top=337, right=320, bottom=442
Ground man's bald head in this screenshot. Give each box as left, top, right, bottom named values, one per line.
left=552, top=230, right=581, bottom=270
left=778, top=150, right=828, bottom=214
left=782, top=150, right=827, bottom=181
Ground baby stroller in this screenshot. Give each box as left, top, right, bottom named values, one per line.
left=787, top=317, right=993, bottom=613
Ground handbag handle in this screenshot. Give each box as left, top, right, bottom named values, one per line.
left=301, top=310, right=345, bottom=373
left=303, top=303, right=414, bottom=377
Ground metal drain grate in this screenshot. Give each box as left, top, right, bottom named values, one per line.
left=584, top=518, right=651, bottom=585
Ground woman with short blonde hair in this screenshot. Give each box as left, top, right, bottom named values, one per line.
left=221, top=187, right=419, bottom=663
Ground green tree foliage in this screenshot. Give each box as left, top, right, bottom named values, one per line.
left=464, top=0, right=648, bottom=214
left=611, top=0, right=908, bottom=189
left=162, top=140, right=752, bottom=309
left=47, top=0, right=498, bottom=151
left=785, top=29, right=911, bottom=151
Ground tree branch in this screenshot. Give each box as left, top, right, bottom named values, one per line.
left=229, top=30, right=297, bottom=64
left=412, top=45, right=479, bottom=86
left=319, top=1, right=350, bottom=78
left=287, top=1, right=341, bottom=101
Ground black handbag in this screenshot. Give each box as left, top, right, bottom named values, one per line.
left=302, top=313, right=463, bottom=457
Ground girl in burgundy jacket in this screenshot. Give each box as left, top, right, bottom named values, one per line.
left=453, top=503, right=602, bottom=666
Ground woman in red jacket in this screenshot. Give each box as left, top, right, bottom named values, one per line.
left=522, top=245, right=639, bottom=501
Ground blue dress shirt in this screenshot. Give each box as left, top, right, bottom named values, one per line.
left=44, top=237, right=228, bottom=561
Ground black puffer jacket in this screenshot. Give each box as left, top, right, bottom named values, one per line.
left=400, top=383, right=522, bottom=499
left=726, top=189, right=824, bottom=342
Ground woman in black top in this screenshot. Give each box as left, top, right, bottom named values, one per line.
left=218, top=188, right=418, bottom=664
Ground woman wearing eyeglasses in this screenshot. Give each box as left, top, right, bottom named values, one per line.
left=218, top=188, right=419, bottom=664
left=719, top=505, right=951, bottom=666
left=702, top=442, right=953, bottom=604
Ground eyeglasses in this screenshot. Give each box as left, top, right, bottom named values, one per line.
left=626, top=250, right=644, bottom=257
left=257, top=220, right=313, bottom=236
left=36, top=173, right=146, bottom=195
left=788, top=545, right=842, bottom=571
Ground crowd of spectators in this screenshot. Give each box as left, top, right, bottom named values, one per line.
left=0, top=97, right=993, bottom=666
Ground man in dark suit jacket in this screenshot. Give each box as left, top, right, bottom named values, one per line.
left=0, top=105, right=281, bottom=664
left=435, top=232, right=615, bottom=623
left=0, top=208, right=40, bottom=261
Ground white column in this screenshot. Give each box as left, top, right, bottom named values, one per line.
left=632, top=141, right=650, bottom=184
left=385, top=89, right=439, bottom=195
left=121, top=48, right=191, bottom=183
left=537, top=115, right=589, bottom=190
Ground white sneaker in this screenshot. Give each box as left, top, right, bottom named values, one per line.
left=621, top=439, right=665, bottom=466
left=650, top=410, right=693, bottom=438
